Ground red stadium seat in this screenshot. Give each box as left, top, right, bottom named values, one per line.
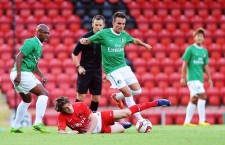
left=136, top=16, right=149, bottom=32
left=150, top=87, right=164, bottom=99
left=133, top=58, right=146, bottom=67
left=127, top=2, right=141, bottom=18
left=143, top=7, right=154, bottom=19
left=184, top=8, right=195, bottom=19
left=46, top=3, right=59, bottom=19
left=156, top=8, right=168, bottom=19
left=170, top=7, right=181, bottom=19
left=164, top=16, right=176, bottom=33
left=0, top=16, right=12, bottom=33
left=211, top=8, right=222, bottom=19
left=17, top=3, right=31, bottom=19
left=141, top=52, right=152, bottom=61
left=126, top=52, right=138, bottom=61
left=170, top=73, right=181, bottom=89
left=208, top=96, right=220, bottom=106
left=32, top=3, right=45, bottom=19
left=173, top=30, right=185, bottom=46
left=135, top=66, right=147, bottom=76
left=197, top=6, right=209, bottom=19
left=191, top=16, right=204, bottom=30
left=212, top=73, right=225, bottom=89
left=49, top=88, right=64, bottom=101
left=207, top=87, right=220, bottom=97
left=49, top=59, right=62, bottom=76
left=155, top=73, right=169, bottom=89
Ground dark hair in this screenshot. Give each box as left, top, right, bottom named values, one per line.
left=92, top=15, right=105, bottom=23
left=113, top=11, right=126, bottom=22
left=193, top=28, right=205, bottom=37
left=55, top=96, right=70, bottom=112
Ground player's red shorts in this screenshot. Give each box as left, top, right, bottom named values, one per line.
left=100, top=110, right=114, bottom=133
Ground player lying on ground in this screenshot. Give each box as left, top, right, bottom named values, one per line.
left=55, top=96, right=171, bottom=134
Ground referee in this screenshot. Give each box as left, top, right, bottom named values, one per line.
left=72, top=15, right=105, bottom=112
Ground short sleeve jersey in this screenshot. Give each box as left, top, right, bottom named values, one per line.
left=182, top=44, right=209, bottom=82
left=57, top=102, right=92, bottom=133
left=89, top=28, right=134, bottom=74
left=12, top=37, right=43, bottom=72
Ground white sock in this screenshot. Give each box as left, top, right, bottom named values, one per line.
left=198, top=99, right=206, bottom=123
left=184, top=102, right=196, bottom=124
left=115, top=89, right=141, bottom=100
left=13, top=101, right=31, bottom=129
left=125, top=96, right=143, bottom=120
left=115, top=92, right=124, bottom=100
left=34, top=95, right=48, bottom=125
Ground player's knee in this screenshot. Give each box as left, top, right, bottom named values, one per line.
left=191, top=97, right=198, bottom=104
left=131, top=88, right=142, bottom=96
left=22, top=96, right=32, bottom=103
left=92, top=95, right=100, bottom=102
left=122, top=110, right=132, bottom=118
left=77, top=94, right=86, bottom=101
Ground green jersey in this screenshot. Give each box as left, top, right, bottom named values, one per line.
left=182, top=44, right=209, bottom=82
left=12, top=37, right=43, bottom=72
left=89, top=28, right=134, bottom=74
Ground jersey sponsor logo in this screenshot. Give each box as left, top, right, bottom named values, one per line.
left=70, top=117, right=87, bottom=128
left=193, top=57, right=204, bottom=64
left=108, top=47, right=124, bottom=52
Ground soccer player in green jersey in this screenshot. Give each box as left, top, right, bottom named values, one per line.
left=180, top=28, right=213, bottom=126
left=10, top=24, right=50, bottom=133
left=80, top=12, right=152, bottom=121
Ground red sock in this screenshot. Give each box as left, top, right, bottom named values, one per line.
left=129, top=101, right=157, bottom=115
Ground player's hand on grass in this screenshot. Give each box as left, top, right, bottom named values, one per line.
left=67, top=130, right=79, bottom=134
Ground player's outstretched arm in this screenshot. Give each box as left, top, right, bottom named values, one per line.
left=58, top=130, right=79, bottom=134
left=80, top=38, right=92, bottom=45
left=132, top=38, right=152, bottom=51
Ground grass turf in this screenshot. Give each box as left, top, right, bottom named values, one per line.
left=0, top=125, right=225, bottom=145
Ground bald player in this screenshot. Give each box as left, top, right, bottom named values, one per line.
left=10, top=24, right=50, bottom=133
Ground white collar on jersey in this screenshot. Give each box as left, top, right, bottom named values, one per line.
left=110, top=28, right=121, bottom=36
left=194, top=43, right=203, bottom=49
left=35, top=36, right=43, bottom=46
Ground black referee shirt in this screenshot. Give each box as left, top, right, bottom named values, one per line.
left=73, top=30, right=102, bottom=69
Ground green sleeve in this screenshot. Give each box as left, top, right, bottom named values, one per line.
left=204, top=49, right=209, bottom=65
left=182, top=47, right=192, bottom=62
left=20, top=39, right=34, bottom=56
left=89, top=30, right=103, bottom=44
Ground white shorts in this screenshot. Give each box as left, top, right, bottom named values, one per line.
left=92, top=112, right=102, bottom=133
left=106, top=66, right=138, bottom=89
left=10, top=71, right=41, bottom=94
left=187, top=80, right=205, bottom=97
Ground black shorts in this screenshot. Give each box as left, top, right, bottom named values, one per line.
left=76, top=69, right=102, bottom=95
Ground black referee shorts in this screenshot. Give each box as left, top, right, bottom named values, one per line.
left=76, top=68, right=102, bottom=95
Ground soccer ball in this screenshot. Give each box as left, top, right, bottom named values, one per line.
left=136, top=119, right=152, bottom=133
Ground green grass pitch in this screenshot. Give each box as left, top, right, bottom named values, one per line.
left=1, top=125, right=225, bottom=145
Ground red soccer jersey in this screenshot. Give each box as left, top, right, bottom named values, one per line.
left=57, top=102, right=92, bottom=133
